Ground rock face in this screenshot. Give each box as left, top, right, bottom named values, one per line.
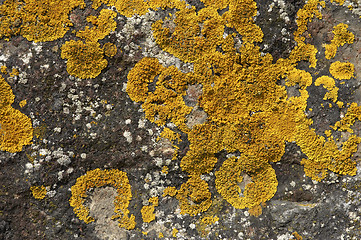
left=1, top=0, right=361, bottom=239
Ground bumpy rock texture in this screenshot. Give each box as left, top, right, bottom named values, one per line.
left=1, top=0, right=361, bottom=239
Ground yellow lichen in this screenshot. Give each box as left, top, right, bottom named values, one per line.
left=172, top=228, right=178, bottom=237
left=161, top=166, right=168, bottom=174
left=19, top=100, right=27, bottom=108
left=248, top=204, right=263, bottom=217
left=125, top=0, right=361, bottom=215
left=292, top=231, right=303, bottom=240
left=141, top=196, right=159, bottom=223
left=127, top=57, right=194, bottom=129
left=331, top=0, right=345, bottom=5
left=314, top=76, right=338, bottom=102
left=159, top=127, right=181, bottom=143
left=176, top=176, right=212, bottom=216
left=30, top=185, right=47, bottom=200
left=61, top=40, right=108, bottom=79
left=324, top=23, right=354, bottom=59
left=163, top=186, right=177, bottom=197
left=0, top=76, right=33, bottom=152
left=0, top=66, right=7, bottom=74
left=293, top=0, right=325, bottom=44
left=69, top=168, right=135, bottom=229
left=329, top=61, right=354, bottom=80
left=76, top=9, right=117, bottom=42
left=9, top=68, right=19, bottom=77
left=215, top=157, right=277, bottom=209
left=331, top=103, right=361, bottom=133
left=103, top=42, right=117, bottom=57
left=0, top=0, right=85, bottom=42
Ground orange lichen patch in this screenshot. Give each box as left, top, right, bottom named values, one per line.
left=293, top=0, right=325, bottom=44
left=152, top=4, right=226, bottom=63
left=0, top=0, right=22, bottom=39
left=289, top=43, right=318, bottom=68
left=332, top=103, right=361, bottom=133
left=329, top=61, right=354, bottom=80
left=69, top=168, right=135, bottom=229
left=176, top=176, right=212, bottom=216
left=159, top=127, right=181, bottom=143
left=141, top=197, right=159, bottom=223
left=248, top=204, right=262, bottom=217
left=125, top=0, right=361, bottom=217
left=61, top=40, right=107, bottom=79
left=92, top=0, right=183, bottom=17
left=286, top=68, right=313, bottom=89
left=331, top=0, right=345, bottom=5
left=315, top=76, right=339, bottom=102
left=30, top=185, right=47, bottom=199
left=200, top=215, right=219, bottom=225
left=19, top=100, right=27, bottom=108
left=295, top=117, right=360, bottom=180
left=215, top=157, right=277, bottom=209
left=0, top=0, right=85, bottom=42
left=76, top=9, right=117, bottom=42
left=0, top=76, right=33, bottom=153
left=163, top=186, right=177, bottom=197
left=222, top=0, right=263, bottom=43
left=20, top=0, right=85, bottom=42
left=0, top=66, right=7, bottom=74
left=9, top=68, right=19, bottom=77
left=103, top=42, right=117, bottom=57
left=292, top=231, right=303, bottom=240
left=324, top=23, right=354, bottom=59
left=200, top=0, right=228, bottom=9
left=161, top=166, right=168, bottom=174
left=0, top=75, right=14, bottom=109
left=127, top=57, right=195, bottom=129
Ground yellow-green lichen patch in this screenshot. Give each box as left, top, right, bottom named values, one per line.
left=315, top=76, right=339, bottom=102
left=69, top=168, right=135, bottom=229
left=61, top=40, right=108, bottom=79
left=324, top=23, right=354, bottom=59
left=141, top=197, right=159, bottom=223
left=176, top=176, right=212, bottom=216
left=329, top=61, right=355, bottom=80
left=30, top=185, right=47, bottom=199
left=0, top=75, right=33, bottom=153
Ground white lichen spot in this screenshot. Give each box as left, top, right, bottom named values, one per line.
left=123, top=130, right=132, bottom=143
left=138, top=118, right=146, bottom=128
